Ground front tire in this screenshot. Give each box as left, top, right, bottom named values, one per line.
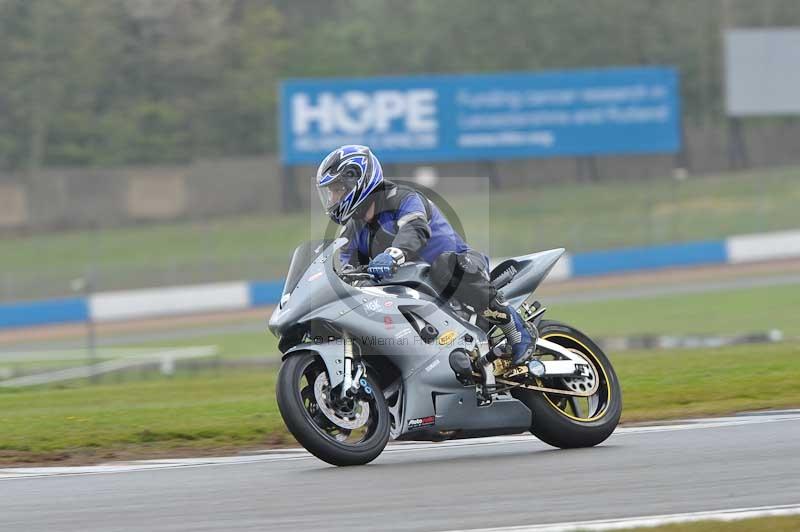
left=276, top=351, right=390, bottom=466
left=512, top=320, right=622, bottom=448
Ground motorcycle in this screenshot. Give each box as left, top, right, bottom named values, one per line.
left=269, top=238, right=622, bottom=466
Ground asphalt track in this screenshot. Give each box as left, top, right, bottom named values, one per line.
left=3, top=411, right=800, bottom=532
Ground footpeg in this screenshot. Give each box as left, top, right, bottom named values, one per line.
left=503, top=365, right=528, bottom=379
left=502, top=359, right=546, bottom=379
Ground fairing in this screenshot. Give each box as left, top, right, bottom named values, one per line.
left=270, top=240, right=567, bottom=441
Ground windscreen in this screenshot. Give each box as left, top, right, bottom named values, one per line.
left=282, top=240, right=333, bottom=297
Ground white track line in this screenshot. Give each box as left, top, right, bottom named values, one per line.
left=1, top=410, right=799, bottom=480
left=447, top=503, right=800, bottom=532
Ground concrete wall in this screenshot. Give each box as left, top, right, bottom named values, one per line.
left=0, top=155, right=284, bottom=231
left=2, top=119, right=799, bottom=232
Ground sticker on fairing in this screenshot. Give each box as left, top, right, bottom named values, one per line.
left=437, top=330, right=457, bottom=346
left=407, top=416, right=436, bottom=429
left=364, top=299, right=382, bottom=314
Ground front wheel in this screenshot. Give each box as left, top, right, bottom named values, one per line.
left=512, top=320, right=622, bottom=448
left=276, top=351, right=390, bottom=466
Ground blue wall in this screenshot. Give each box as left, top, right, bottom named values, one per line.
left=248, top=280, right=285, bottom=307
left=0, top=297, right=89, bottom=329
left=571, top=240, right=728, bottom=277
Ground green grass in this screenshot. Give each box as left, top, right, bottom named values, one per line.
left=122, top=281, right=800, bottom=366
left=1, top=341, right=798, bottom=465
left=0, top=368, right=287, bottom=464
left=622, top=515, right=800, bottom=531
left=616, top=341, right=800, bottom=422
left=2, top=278, right=799, bottom=464
left=549, top=282, right=800, bottom=339
left=488, top=165, right=800, bottom=256
left=0, top=329, right=280, bottom=378
left=150, top=329, right=279, bottom=360
left=1, top=165, right=799, bottom=299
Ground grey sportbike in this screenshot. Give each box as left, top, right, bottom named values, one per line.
left=270, top=238, right=622, bottom=466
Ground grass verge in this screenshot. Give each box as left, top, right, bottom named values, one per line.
left=623, top=515, right=800, bottom=531
left=1, top=341, right=798, bottom=466
left=550, top=282, right=800, bottom=339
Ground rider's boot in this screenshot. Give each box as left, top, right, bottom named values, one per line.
left=481, top=297, right=537, bottom=366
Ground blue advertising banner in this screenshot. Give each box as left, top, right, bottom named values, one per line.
left=279, top=67, right=680, bottom=165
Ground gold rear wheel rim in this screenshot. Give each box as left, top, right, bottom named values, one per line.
left=540, top=332, right=612, bottom=422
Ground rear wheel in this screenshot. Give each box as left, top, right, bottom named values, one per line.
left=276, top=351, right=390, bottom=466
left=512, top=320, right=622, bottom=448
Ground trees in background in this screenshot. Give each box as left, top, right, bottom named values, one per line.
left=0, top=0, right=798, bottom=172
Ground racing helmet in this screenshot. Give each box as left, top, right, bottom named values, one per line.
left=316, top=145, right=384, bottom=225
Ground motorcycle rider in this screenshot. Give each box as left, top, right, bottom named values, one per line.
left=316, top=145, right=536, bottom=366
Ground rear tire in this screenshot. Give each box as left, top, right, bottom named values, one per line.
left=512, top=320, right=622, bottom=448
left=277, top=351, right=390, bottom=466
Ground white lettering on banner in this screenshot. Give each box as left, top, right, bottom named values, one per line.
left=291, top=89, right=438, bottom=136
left=457, top=104, right=670, bottom=132
left=457, top=89, right=578, bottom=109
left=294, top=133, right=437, bottom=152
left=458, top=131, right=555, bottom=148
left=373, top=91, right=406, bottom=131
left=581, top=84, right=649, bottom=103
left=292, top=93, right=335, bottom=134
left=335, top=91, right=372, bottom=134
left=406, top=90, right=437, bottom=131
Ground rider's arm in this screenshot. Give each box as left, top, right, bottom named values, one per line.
left=339, top=222, right=369, bottom=266
left=390, top=193, right=431, bottom=260
left=338, top=223, right=358, bottom=266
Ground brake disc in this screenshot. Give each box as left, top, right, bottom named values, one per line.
left=313, top=372, right=370, bottom=430
left=560, top=348, right=598, bottom=395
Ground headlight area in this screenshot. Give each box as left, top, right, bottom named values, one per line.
left=277, top=320, right=353, bottom=354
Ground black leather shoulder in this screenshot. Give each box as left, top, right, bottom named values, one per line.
left=383, top=182, right=432, bottom=220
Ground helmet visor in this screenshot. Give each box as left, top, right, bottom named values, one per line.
left=317, top=174, right=359, bottom=213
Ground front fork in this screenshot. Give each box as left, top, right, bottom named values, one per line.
left=339, top=332, right=370, bottom=399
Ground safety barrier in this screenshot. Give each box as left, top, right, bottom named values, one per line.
left=2, top=228, right=798, bottom=330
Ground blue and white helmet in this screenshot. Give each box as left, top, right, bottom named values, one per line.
left=316, top=145, right=384, bottom=225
